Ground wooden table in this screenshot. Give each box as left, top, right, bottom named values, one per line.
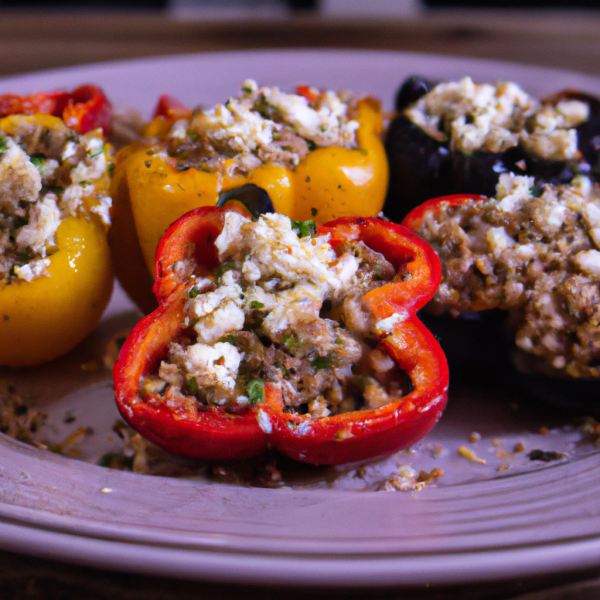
left=2, top=8, right=600, bottom=599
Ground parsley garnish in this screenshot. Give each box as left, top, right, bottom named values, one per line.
left=246, top=379, right=265, bottom=407
left=188, top=376, right=198, bottom=393
left=310, top=356, right=333, bottom=371
left=31, top=156, right=45, bottom=168
left=250, top=301, right=264, bottom=309
left=189, top=286, right=201, bottom=298
left=0, top=137, right=7, bottom=153
left=311, top=207, right=318, bottom=217
left=214, top=261, right=239, bottom=279
left=241, top=85, right=253, bottom=94
left=291, top=219, right=317, bottom=238
left=88, top=144, right=104, bottom=158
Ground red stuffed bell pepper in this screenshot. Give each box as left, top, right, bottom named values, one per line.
left=114, top=205, right=448, bottom=465
left=0, top=84, right=111, bottom=135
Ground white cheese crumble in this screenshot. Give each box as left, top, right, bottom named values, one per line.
left=0, top=121, right=113, bottom=283
left=172, top=79, right=359, bottom=173
left=406, top=77, right=589, bottom=159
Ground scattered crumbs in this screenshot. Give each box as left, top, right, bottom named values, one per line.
left=406, top=447, right=416, bottom=455
left=528, top=449, right=565, bottom=463
left=458, top=445, right=486, bottom=464
left=510, top=402, right=519, bottom=411
left=431, top=444, right=444, bottom=458
left=80, top=360, right=99, bottom=372
left=0, top=380, right=47, bottom=448
left=514, top=442, right=525, bottom=453
left=497, top=465, right=509, bottom=472
left=491, top=438, right=502, bottom=448
left=496, top=449, right=509, bottom=459
left=20, top=472, right=28, bottom=479
left=379, top=465, right=443, bottom=492
left=63, top=412, right=76, bottom=425
left=354, top=465, right=368, bottom=479
left=469, top=432, right=481, bottom=443
left=107, top=435, right=113, bottom=442
left=539, top=426, right=550, bottom=436
left=104, top=331, right=131, bottom=369
left=100, top=487, right=113, bottom=494
left=579, top=417, right=600, bottom=446
left=47, top=426, right=88, bottom=457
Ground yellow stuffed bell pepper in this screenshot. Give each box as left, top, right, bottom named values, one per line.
left=109, top=81, right=388, bottom=313
left=0, top=112, right=114, bottom=367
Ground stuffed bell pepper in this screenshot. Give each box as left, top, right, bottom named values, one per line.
left=385, top=76, right=599, bottom=221
left=109, top=80, right=388, bottom=314
left=114, top=205, right=447, bottom=465
left=403, top=172, right=600, bottom=410
left=0, top=89, right=114, bottom=367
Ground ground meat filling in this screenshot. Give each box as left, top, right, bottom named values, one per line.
left=162, top=79, right=360, bottom=177
left=149, top=213, right=409, bottom=418
left=0, top=117, right=112, bottom=283
left=406, top=76, right=589, bottom=160
left=416, top=172, right=600, bottom=378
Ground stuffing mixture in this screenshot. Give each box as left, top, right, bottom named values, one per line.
left=163, top=79, right=360, bottom=176
left=415, top=172, right=600, bottom=378
left=0, top=116, right=112, bottom=283
left=406, top=76, right=589, bottom=160
left=146, top=212, right=410, bottom=418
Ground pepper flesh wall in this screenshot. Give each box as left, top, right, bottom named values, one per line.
left=114, top=206, right=448, bottom=465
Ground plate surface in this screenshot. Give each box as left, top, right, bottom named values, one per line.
left=2, top=49, right=600, bottom=587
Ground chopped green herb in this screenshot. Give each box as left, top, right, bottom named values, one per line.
left=217, top=335, right=238, bottom=346
left=214, top=261, right=240, bottom=279
left=108, top=163, right=115, bottom=177
left=31, top=156, right=45, bottom=168
left=175, top=163, right=190, bottom=172
left=51, top=186, right=64, bottom=195
left=291, top=219, right=317, bottom=238
left=241, top=85, right=253, bottom=94
left=311, top=356, right=333, bottom=371
left=272, top=131, right=281, bottom=141
left=250, top=301, right=264, bottom=309
left=144, top=160, right=151, bottom=168
left=335, top=338, right=344, bottom=345
left=282, top=145, right=293, bottom=151
left=247, top=379, right=265, bottom=407
left=79, top=180, right=91, bottom=187
left=189, top=286, right=201, bottom=298
left=0, top=137, right=7, bottom=153
left=88, top=145, right=104, bottom=158
left=188, top=376, right=198, bottom=393
left=307, top=140, right=317, bottom=151
left=188, top=130, right=198, bottom=143
left=311, top=207, right=318, bottom=217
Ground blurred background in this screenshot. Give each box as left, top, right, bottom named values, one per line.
left=0, top=0, right=598, bottom=78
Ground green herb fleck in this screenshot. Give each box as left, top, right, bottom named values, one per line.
left=241, top=85, right=253, bottom=94
left=311, top=207, right=318, bottom=217
left=282, top=145, right=292, bottom=151
left=335, top=338, right=344, bottom=345
left=108, top=163, right=115, bottom=177
left=291, top=219, right=317, bottom=238
left=188, top=130, right=198, bottom=143
left=31, top=156, right=45, bottom=168
left=247, top=379, right=265, bottom=407
left=175, top=163, right=190, bottom=172
left=144, top=160, right=151, bottom=168
left=188, top=376, right=198, bottom=393
left=250, top=301, right=264, bottom=309
left=0, top=137, right=7, bottom=153
left=310, top=356, right=333, bottom=371
left=88, top=145, right=104, bottom=158
left=217, top=335, right=237, bottom=346
left=189, top=286, right=201, bottom=298
left=214, top=261, right=239, bottom=279
left=272, top=131, right=281, bottom=141
left=51, top=186, right=64, bottom=195
left=79, top=180, right=91, bottom=187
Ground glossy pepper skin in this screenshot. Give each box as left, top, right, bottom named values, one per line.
left=0, top=111, right=114, bottom=367
left=0, top=84, right=111, bottom=136
left=113, top=206, right=448, bottom=465
left=108, top=95, right=388, bottom=314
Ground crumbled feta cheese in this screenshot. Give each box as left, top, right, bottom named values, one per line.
left=375, top=312, right=406, bottom=336
left=575, top=250, right=600, bottom=277
left=0, top=140, right=41, bottom=208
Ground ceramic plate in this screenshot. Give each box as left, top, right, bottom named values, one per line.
left=2, top=50, right=600, bottom=588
